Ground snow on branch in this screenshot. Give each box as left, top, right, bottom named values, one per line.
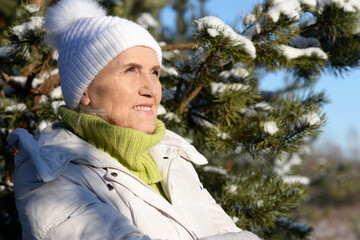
left=156, top=104, right=167, bottom=116
left=278, top=45, right=328, bottom=60
left=50, top=86, right=63, bottom=99
left=297, top=112, right=321, bottom=126
left=9, top=68, right=59, bottom=89
left=188, top=46, right=208, bottom=69
left=13, top=16, right=44, bottom=40
left=136, top=13, right=159, bottom=29
left=299, top=0, right=317, bottom=8
left=268, top=0, right=302, bottom=23
left=274, top=151, right=311, bottom=185
left=161, top=65, right=179, bottom=77
left=5, top=103, right=27, bottom=112
left=26, top=4, right=40, bottom=13
left=318, top=0, right=360, bottom=12
left=210, top=82, right=249, bottom=95
left=192, top=114, right=230, bottom=140
left=195, top=16, right=256, bottom=59
left=268, top=0, right=317, bottom=23
left=264, top=121, right=279, bottom=135
left=218, top=63, right=250, bottom=80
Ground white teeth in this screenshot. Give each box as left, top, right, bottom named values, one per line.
left=134, top=106, right=151, bottom=111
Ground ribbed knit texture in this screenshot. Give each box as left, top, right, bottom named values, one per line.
left=58, top=106, right=167, bottom=197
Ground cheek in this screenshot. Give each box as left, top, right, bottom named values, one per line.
left=156, top=83, right=162, bottom=104
left=110, top=84, right=138, bottom=113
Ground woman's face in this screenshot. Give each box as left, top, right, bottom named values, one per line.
left=81, top=46, right=162, bottom=134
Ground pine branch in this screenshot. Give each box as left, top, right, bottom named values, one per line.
left=161, top=43, right=195, bottom=51
left=0, top=88, right=7, bottom=107
left=178, top=82, right=205, bottom=114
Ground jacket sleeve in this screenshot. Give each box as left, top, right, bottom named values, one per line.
left=199, top=231, right=261, bottom=240
left=197, top=175, right=261, bottom=240
left=201, top=188, right=241, bottom=232
left=181, top=160, right=260, bottom=238
left=174, top=159, right=243, bottom=235
left=15, top=160, right=152, bottom=240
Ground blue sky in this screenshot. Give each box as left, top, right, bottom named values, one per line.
left=160, top=0, right=360, bottom=158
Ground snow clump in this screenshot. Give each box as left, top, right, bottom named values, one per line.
left=227, top=184, right=238, bottom=193
left=298, top=112, right=321, bottom=126
left=39, top=95, right=49, bottom=104
left=278, top=45, right=328, bottom=60
left=10, top=76, right=27, bottom=88
left=192, top=116, right=213, bottom=129
left=13, top=16, right=44, bottom=40
left=38, top=120, right=52, bottom=132
left=264, top=121, right=279, bottom=135
left=26, top=4, right=40, bottom=13
left=217, top=131, right=230, bottom=140
left=318, top=0, right=360, bottom=12
left=232, top=216, right=239, bottom=223
left=51, top=100, right=65, bottom=113
left=282, top=175, right=310, bottom=185
left=268, top=0, right=317, bottom=23
left=255, top=102, right=273, bottom=111
left=299, top=0, right=317, bottom=8
left=211, top=82, right=249, bottom=95
left=136, top=13, right=159, bottom=29
left=244, top=13, right=257, bottom=25
left=268, top=0, right=302, bottom=23
left=9, top=72, right=60, bottom=90
left=50, top=86, right=63, bottom=99
left=5, top=103, right=27, bottom=112
left=241, top=108, right=257, bottom=117
left=164, top=112, right=181, bottom=123
left=195, top=16, right=256, bottom=59
left=32, top=69, right=59, bottom=89
left=161, top=65, right=178, bottom=77
left=156, top=104, right=166, bottom=115
left=203, top=165, right=228, bottom=175
left=218, top=63, right=250, bottom=80
left=275, top=152, right=303, bottom=176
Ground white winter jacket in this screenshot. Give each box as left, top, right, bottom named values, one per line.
left=8, top=123, right=260, bottom=240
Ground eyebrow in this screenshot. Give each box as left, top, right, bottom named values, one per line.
left=122, top=63, right=160, bottom=71
left=152, top=65, right=161, bottom=71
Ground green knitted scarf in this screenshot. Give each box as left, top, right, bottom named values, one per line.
left=58, top=106, right=167, bottom=197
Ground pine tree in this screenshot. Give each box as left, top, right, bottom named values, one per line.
left=0, top=0, right=359, bottom=239
left=172, top=0, right=189, bottom=41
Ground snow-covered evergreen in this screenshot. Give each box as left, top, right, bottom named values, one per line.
left=0, top=0, right=359, bottom=239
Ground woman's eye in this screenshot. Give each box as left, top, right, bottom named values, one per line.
left=152, top=70, right=159, bottom=77
left=125, top=67, right=135, bottom=73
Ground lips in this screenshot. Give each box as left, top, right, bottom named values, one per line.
left=132, top=103, right=153, bottom=113
left=133, top=105, right=152, bottom=111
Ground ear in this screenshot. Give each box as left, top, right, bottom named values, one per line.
left=80, top=89, right=91, bottom=106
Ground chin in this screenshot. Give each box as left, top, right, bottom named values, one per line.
left=136, top=117, right=156, bottom=134
left=139, top=125, right=155, bottom=134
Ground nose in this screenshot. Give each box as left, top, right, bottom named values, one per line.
left=138, top=73, right=160, bottom=98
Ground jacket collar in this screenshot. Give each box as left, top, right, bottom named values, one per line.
left=8, top=123, right=207, bottom=183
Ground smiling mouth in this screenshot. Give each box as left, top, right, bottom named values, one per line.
left=133, top=105, right=152, bottom=111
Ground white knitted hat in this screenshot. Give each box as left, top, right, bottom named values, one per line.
left=44, top=0, right=162, bottom=109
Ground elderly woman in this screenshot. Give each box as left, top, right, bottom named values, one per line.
left=8, top=0, right=260, bottom=239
